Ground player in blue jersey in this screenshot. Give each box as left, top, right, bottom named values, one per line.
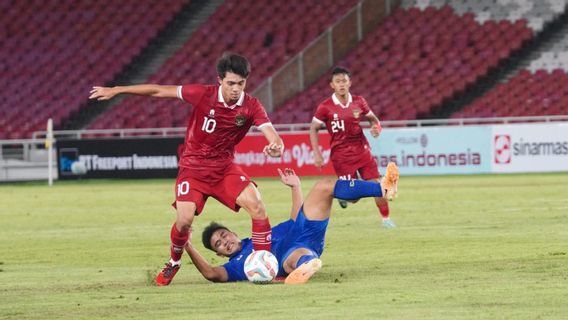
left=184, top=164, right=399, bottom=284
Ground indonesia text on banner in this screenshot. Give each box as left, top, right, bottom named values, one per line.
left=234, top=133, right=335, bottom=177
left=365, top=126, right=493, bottom=175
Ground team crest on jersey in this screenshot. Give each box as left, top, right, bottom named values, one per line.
left=353, top=108, right=361, bottom=118
left=209, top=109, right=215, bottom=117
left=235, top=114, right=246, bottom=127
left=333, top=113, right=339, bottom=120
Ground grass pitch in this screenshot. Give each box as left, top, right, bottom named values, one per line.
left=1, top=173, right=567, bottom=319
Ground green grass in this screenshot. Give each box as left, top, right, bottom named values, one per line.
left=1, top=174, right=567, bottom=319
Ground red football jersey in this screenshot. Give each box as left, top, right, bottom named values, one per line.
left=313, top=93, right=372, bottom=159
left=177, top=84, right=271, bottom=181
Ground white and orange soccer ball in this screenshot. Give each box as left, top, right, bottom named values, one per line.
left=243, top=250, right=279, bottom=283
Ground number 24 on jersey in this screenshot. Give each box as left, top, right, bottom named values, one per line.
left=331, top=120, right=345, bottom=133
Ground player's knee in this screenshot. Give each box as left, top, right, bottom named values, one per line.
left=244, top=198, right=266, bottom=219
left=176, top=206, right=195, bottom=229
left=314, top=179, right=335, bottom=195
left=176, top=216, right=193, bottom=232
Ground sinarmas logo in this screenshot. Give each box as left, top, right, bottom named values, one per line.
left=494, top=134, right=568, bottom=165
left=512, top=139, right=568, bottom=156
left=494, top=135, right=511, bottom=164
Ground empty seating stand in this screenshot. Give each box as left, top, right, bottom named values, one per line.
left=88, top=0, right=359, bottom=130
left=0, top=0, right=189, bottom=139
left=444, top=1, right=568, bottom=119
left=270, top=3, right=533, bottom=124
left=453, top=0, right=568, bottom=119
left=452, top=69, right=568, bottom=118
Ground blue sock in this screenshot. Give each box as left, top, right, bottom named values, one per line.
left=296, top=254, right=317, bottom=268
left=333, top=179, right=383, bottom=200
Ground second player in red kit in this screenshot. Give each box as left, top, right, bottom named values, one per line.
left=310, top=67, right=398, bottom=228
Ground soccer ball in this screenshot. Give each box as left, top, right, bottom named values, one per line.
left=243, top=250, right=278, bottom=283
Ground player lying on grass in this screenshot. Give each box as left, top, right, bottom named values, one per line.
left=183, top=163, right=399, bottom=284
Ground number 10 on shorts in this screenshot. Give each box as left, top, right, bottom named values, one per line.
left=177, top=181, right=190, bottom=196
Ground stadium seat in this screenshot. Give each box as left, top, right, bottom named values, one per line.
left=452, top=67, right=568, bottom=118
left=88, top=0, right=360, bottom=130
left=0, top=0, right=190, bottom=139
left=271, top=4, right=533, bottom=123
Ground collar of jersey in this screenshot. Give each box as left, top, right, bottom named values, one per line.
left=332, top=92, right=352, bottom=109
left=218, top=86, right=245, bottom=109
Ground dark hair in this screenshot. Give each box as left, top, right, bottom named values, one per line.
left=202, top=222, right=230, bottom=251
left=331, top=67, right=351, bottom=81
left=216, top=53, right=251, bottom=79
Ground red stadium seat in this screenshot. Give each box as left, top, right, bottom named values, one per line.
left=270, top=6, right=533, bottom=122
left=452, top=68, right=568, bottom=118
left=0, top=0, right=190, bottom=138
left=87, top=0, right=360, bottom=129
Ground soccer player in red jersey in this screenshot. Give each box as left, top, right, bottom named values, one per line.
left=309, top=67, right=398, bottom=228
left=89, top=53, right=284, bottom=285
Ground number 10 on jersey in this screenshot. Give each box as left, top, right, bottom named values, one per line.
left=202, top=117, right=217, bottom=133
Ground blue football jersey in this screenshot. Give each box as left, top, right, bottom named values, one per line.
left=223, top=219, right=294, bottom=282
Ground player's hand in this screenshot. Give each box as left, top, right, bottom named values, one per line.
left=188, top=226, right=193, bottom=243
left=370, top=123, right=382, bottom=138
left=277, top=168, right=300, bottom=188
left=313, top=153, right=324, bottom=170
left=89, top=86, right=118, bottom=101
left=182, top=226, right=193, bottom=248
left=263, top=142, right=283, bottom=157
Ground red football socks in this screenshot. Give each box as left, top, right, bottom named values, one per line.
left=170, top=223, right=189, bottom=262
left=376, top=197, right=390, bottom=219
left=251, top=217, right=272, bottom=251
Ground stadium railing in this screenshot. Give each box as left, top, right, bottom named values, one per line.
left=28, top=115, right=568, bottom=141
left=253, top=0, right=401, bottom=112
left=1, top=115, right=567, bottom=181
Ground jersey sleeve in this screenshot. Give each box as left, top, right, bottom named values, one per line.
left=223, top=258, right=247, bottom=282
left=177, top=84, right=206, bottom=107
left=313, top=104, right=327, bottom=124
left=360, top=97, right=372, bottom=116
left=252, top=100, right=272, bottom=128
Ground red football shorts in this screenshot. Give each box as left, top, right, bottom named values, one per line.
left=332, top=146, right=380, bottom=181
left=173, top=164, right=254, bottom=215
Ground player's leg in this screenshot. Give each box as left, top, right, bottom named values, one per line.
left=217, top=164, right=272, bottom=252
left=303, top=178, right=388, bottom=220
left=302, top=179, right=336, bottom=220
left=337, top=175, right=350, bottom=209
left=359, top=160, right=397, bottom=228
left=156, top=201, right=197, bottom=286
left=333, top=163, right=358, bottom=209
left=283, top=178, right=387, bottom=284
left=236, top=183, right=272, bottom=251
left=156, top=170, right=206, bottom=286
left=371, top=180, right=396, bottom=228
left=282, top=248, right=322, bottom=285
left=172, top=201, right=196, bottom=261
left=284, top=178, right=394, bottom=285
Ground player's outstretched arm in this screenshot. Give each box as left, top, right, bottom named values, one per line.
left=309, top=120, right=324, bottom=169
left=277, top=168, right=303, bottom=220
left=260, top=125, right=284, bottom=157
left=184, top=242, right=229, bottom=283
left=89, top=84, right=179, bottom=101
